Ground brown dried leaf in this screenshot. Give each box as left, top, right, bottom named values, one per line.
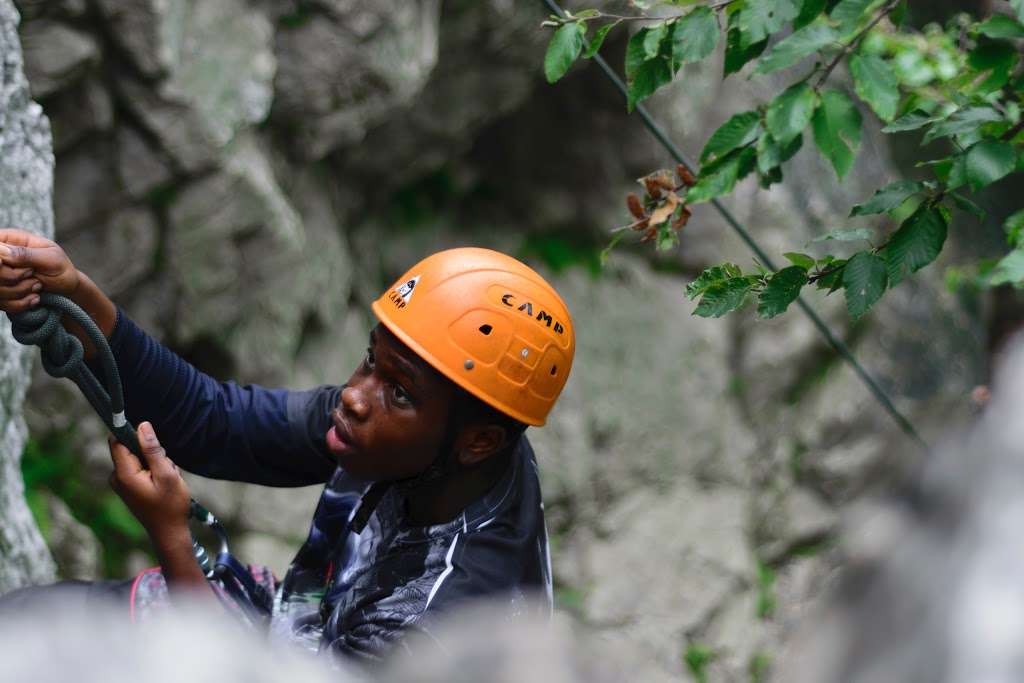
left=676, top=164, right=697, bottom=187
left=652, top=172, right=676, bottom=191
left=626, top=193, right=646, bottom=220
left=631, top=217, right=650, bottom=232
left=640, top=226, right=658, bottom=242
left=672, top=204, right=692, bottom=230
left=648, top=192, right=680, bottom=227
left=643, top=176, right=663, bottom=200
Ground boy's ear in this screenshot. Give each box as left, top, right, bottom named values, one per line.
left=456, top=425, right=507, bottom=467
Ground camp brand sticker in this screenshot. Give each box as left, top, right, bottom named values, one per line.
left=388, top=275, right=421, bottom=309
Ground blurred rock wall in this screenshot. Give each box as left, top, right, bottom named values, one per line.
left=10, top=1, right=989, bottom=680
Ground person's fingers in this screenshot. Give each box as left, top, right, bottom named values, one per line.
left=0, top=278, right=41, bottom=300
left=108, top=436, right=144, bottom=482
left=0, top=243, right=65, bottom=275
left=137, top=422, right=177, bottom=484
left=0, top=294, right=41, bottom=313
left=0, top=265, right=33, bottom=285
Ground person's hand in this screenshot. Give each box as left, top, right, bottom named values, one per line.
left=0, top=228, right=80, bottom=313
left=108, top=422, right=192, bottom=542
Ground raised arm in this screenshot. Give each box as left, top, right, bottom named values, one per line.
left=0, top=228, right=338, bottom=486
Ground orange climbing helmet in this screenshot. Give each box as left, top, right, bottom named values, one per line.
left=371, top=248, right=575, bottom=426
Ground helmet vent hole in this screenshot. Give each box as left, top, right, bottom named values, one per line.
left=550, top=365, right=557, bottom=376
left=478, top=324, right=493, bottom=336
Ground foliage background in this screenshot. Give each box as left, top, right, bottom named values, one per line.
left=8, top=0, right=1023, bottom=679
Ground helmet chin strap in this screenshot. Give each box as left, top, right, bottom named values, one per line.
left=349, top=404, right=465, bottom=534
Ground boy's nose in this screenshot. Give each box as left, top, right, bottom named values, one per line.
left=340, top=384, right=370, bottom=421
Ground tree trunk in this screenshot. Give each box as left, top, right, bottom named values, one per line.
left=0, top=0, right=57, bottom=593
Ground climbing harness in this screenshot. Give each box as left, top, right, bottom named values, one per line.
left=6, top=294, right=272, bottom=619
left=540, top=0, right=927, bottom=451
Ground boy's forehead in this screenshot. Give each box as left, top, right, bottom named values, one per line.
left=371, top=323, right=442, bottom=383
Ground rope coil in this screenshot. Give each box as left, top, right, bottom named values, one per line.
left=7, top=294, right=226, bottom=576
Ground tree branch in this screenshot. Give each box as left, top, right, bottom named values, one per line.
left=814, top=0, right=901, bottom=91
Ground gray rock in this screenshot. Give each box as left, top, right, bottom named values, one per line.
left=100, top=0, right=274, bottom=150
left=42, top=491, right=101, bottom=580
left=61, top=206, right=159, bottom=298
left=115, top=75, right=218, bottom=174
left=272, top=1, right=441, bottom=160
left=0, top=0, right=57, bottom=592
left=167, top=133, right=347, bottom=383
left=18, top=19, right=97, bottom=98
left=43, top=73, right=113, bottom=153
left=52, top=134, right=121, bottom=233
left=579, top=482, right=752, bottom=678
left=159, top=0, right=275, bottom=147
left=115, top=124, right=173, bottom=199
left=94, top=0, right=180, bottom=78
left=334, top=0, right=542, bottom=181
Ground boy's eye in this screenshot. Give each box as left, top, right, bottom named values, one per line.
left=365, top=348, right=375, bottom=368
left=392, top=384, right=411, bottom=404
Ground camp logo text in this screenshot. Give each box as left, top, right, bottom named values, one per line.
left=388, top=275, right=421, bottom=309
left=501, top=293, right=565, bottom=334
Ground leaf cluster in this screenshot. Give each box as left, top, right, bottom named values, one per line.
left=543, top=0, right=1024, bottom=320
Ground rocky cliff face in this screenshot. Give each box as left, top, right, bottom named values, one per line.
left=0, top=0, right=56, bottom=593
left=8, top=1, right=988, bottom=679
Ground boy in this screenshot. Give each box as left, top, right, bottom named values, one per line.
left=0, top=229, right=575, bottom=661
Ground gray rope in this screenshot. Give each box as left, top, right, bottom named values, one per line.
left=7, top=294, right=226, bottom=573
left=541, top=0, right=927, bottom=451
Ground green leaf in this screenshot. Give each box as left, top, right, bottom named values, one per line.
left=625, top=28, right=652, bottom=80
left=758, top=266, right=808, bottom=318
left=843, top=251, right=888, bottom=318
left=949, top=193, right=986, bottom=220
left=756, top=131, right=803, bottom=174
left=922, top=107, right=1002, bottom=145
left=643, top=22, right=670, bottom=59
left=850, top=180, right=925, bottom=216
left=755, top=23, right=838, bottom=74
left=988, top=249, right=1024, bottom=287
left=766, top=82, right=818, bottom=146
left=977, top=15, right=1024, bottom=39
left=965, top=140, right=1016, bottom=190
left=724, top=18, right=767, bottom=76
left=686, top=263, right=743, bottom=299
left=812, top=89, right=862, bottom=178
left=967, top=40, right=1018, bottom=94
left=583, top=21, right=619, bottom=58
left=882, top=109, right=944, bottom=133
left=945, top=153, right=968, bottom=191
left=627, top=58, right=673, bottom=111
left=672, top=7, right=719, bottom=64
left=784, top=252, right=816, bottom=269
left=687, top=147, right=757, bottom=204
left=625, top=29, right=675, bottom=112
left=693, top=277, right=755, bottom=317
left=1005, top=208, right=1024, bottom=248
left=545, top=22, right=586, bottom=83
left=794, top=0, right=828, bottom=30
left=830, top=0, right=880, bottom=34
left=812, top=227, right=874, bottom=242
left=849, top=53, right=898, bottom=122
left=701, top=111, right=761, bottom=163
left=815, top=259, right=847, bottom=292
left=739, top=0, right=799, bottom=46
left=883, top=205, right=948, bottom=285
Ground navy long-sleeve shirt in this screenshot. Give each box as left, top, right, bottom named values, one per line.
left=107, top=310, right=553, bottom=661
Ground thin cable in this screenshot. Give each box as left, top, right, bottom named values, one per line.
left=541, top=0, right=927, bottom=451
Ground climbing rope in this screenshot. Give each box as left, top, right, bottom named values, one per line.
left=540, top=0, right=927, bottom=451
left=6, top=294, right=227, bottom=577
